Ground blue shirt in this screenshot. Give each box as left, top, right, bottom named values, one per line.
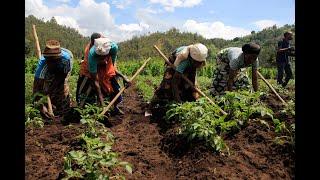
left=88, top=42, right=118, bottom=73
left=174, top=46, right=193, bottom=73
left=34, top=48, right=73, bottom=79
left=276, top=39, right=290, bottom=63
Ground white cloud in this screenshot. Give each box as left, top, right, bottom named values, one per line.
left=55, top=0, right=70, bottom=3
left=112, top=0, right=133, bottom=9
left=136, top=8, right=175, bottom=32
left=143, top=7, right=162, bottom=14
left=209, top=10, right=215, bottom=14
left=182, top=20, right=251, bottom=40
left=118, top=22, right=150, bottom=32
left=54, top=16, right=83, bottom=32
left=25, top=0, right=115, bottom=34
left=26, top=0, right=147, bottom=41
left=254, top=20, right=281, bottom=30
left=25, top=0, right=254, bottom=42
left=149, top=0, right=202, bottom=12
left=184, top=0, right=202, bottom=7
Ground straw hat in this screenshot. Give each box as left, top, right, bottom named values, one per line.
left=43, top=40, right=61, bottom=57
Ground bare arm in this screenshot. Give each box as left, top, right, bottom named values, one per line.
left=252, top=68, right=258, bottom=92
left=277, top=47, right=291, bottom=53
left=90, top=73, right=105, bottom=106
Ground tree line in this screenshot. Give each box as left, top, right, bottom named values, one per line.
left=25, top=15, right=294, bottom=67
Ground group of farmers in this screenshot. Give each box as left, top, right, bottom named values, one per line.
left=32, top=31, right=295, bottom=122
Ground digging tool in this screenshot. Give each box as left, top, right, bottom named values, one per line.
left=257, top=71, right=287, bottom=106
left=100, top=57, right=152, bottom=115
left=153, top=45, right=227, bottom=116
left=80, top=86, right=92, bottom=108
left=32, top=24, right=55, bottom=117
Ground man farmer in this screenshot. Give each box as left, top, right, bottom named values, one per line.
left=76, top=35, right=130, bottom=115
left=151, top=43, right=208, bottom=115
left=209, top=43, right=261, bottom=96
left=276, top=31, right=295, bottom=87
left=33, top=40, right=73, bottom=120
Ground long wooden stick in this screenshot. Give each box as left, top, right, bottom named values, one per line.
left=32, top=24, right=55, bottom=116
left=32, top=25, right=42, bottom=60
left=257, top=71, right=287, bottom=106
left=153, top=45, right=227, bottom=116
left=100, top=57, right=152, bottom=115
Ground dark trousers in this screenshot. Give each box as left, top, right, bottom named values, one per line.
left=76, top=75, right=122, bottom=106
left=277, top=62, right=293, bottom=84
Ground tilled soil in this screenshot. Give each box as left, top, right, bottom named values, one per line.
left=25, top=85, right=295, bottom=179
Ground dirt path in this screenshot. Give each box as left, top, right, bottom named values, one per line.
left=25, top=122, right=85, bottom=179
left=108, top=86, right=176, bottom=179
left=25, top=84, right=295, bottom=179
left=109, top=85, right=295, bottom=179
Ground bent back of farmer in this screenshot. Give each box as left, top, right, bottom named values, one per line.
left=77, top=36, right=130, bottom=115
left=76, top=33, right=102, bottom=105
left=33, top=40, right=73, bottom=119
left=151, top=43, right=208, bottom=115
left=209, top=43, right=260, bottom=96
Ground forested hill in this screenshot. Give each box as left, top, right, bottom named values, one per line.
left=25, top=15, right=294, bottom=67
left=25, top=15, right=89, bottom=59
left=118, top=25, right=295, bottom=67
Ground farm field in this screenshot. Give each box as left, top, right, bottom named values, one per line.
left=25, top=58, right=295, bottom=179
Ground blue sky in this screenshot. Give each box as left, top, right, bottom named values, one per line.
left=26, top=0, right=295, bottom=41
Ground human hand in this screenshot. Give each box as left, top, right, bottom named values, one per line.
left=123, top=79, right=132, bottom=88
left=192, top=91, right=200, bottom=100
left=40, top=105, right=55, bottom=119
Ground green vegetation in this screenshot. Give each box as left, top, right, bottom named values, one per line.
left=166, top=90, right=276, bottom=153
left=25, top=103, right=44, bottom=128
left=25, top=15, right=88, bottom=59
left=63, top=104, right=132, bottom=179
left=25, top=16, right=294, bottom=68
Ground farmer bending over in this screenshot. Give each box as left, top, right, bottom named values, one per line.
left=33, top=40, right=73, bottom=120
left=76, top=33, right=102, bottom=106
left=209, top=43, right=261, bottom=96
left=151, top=43, right=208, bottom=115
left=79, top=37, right=130, bottom=115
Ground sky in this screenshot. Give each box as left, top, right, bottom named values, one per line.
left=25, top=0, right=295, bottom=42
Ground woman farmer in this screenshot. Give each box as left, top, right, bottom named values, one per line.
left=33, top=40, right=73, bottom=120
left=151, top=43, right=208, bottom=115
left=76, top=32, right=101, bottom=105
left=76, top=36, right=130, bottom=115
left=209, top=43, right=261, bottom=96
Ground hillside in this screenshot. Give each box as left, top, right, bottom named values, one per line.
left=25, top=15, right=294, bottom=67
left=25, top=15, right=89, bottom=59
left=118, top=25, right=295, bottom=67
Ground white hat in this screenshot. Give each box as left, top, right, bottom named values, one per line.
left=94, top=37, right=112, bottom=56
left=189, top=43, right=208, bottom=62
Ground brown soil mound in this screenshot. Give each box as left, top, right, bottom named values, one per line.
left=25, top=84, right=295, bottom=179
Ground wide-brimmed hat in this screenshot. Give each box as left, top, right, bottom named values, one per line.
left=189, top=43, right=208, bottom=62
left=43, top=40, right=61, bottom=57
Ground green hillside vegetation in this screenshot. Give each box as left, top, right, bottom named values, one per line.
left=25, top=15, right=89, bottom=59
left=118, top=25, right=295, bottom=67
left=25, top=16, right=294, bottom=68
